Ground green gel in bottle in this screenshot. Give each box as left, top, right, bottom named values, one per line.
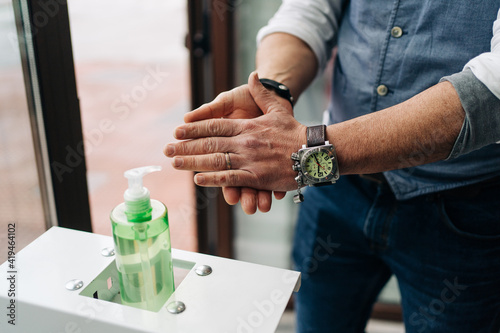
left=111, top=166, right=174, bottom=312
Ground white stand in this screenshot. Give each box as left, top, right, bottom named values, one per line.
left=0, top=227, right=300, bottom=332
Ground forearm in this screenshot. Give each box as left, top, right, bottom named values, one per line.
left=332, top=81, right=465, bottom=175
left=167, top=76, right=465, bottom=194
left=256, top=33, right=318, bottom=102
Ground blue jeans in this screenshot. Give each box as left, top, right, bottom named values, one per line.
left=293, top=175, right=500, bottom=332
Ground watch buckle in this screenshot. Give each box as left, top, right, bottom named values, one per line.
left=293, top=192, right=304, bottom=204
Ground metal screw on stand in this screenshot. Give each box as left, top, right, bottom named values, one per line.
left=167, top=301, right=186, bottom=314
left=65, top=279, right=84, bottom=291
left=101, top=247, right=115, bottom=257
left=195, top=265, right=213, bottom=276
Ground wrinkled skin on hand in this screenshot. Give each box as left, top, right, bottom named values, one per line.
left=165, top=72, right=306, bottom=214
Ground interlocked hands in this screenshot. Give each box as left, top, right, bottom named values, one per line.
left=164, top=72, right=306, bottom=214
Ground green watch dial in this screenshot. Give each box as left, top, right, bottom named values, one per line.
left=304, top=151, right=333, bottom=179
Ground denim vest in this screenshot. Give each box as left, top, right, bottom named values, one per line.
left=329, top=0, right=500, bottom=200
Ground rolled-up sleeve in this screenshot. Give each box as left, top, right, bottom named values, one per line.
left=256, top=0, right=344, bottom=74
left=441, top=8, right=500, bottom=159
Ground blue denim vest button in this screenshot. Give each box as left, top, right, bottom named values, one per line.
left=377, top=84, right=388, bottom=96
left=391, top=26, right=403, bottom=38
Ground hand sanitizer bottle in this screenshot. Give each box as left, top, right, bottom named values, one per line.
left=110, top=165, right=174, bottom=312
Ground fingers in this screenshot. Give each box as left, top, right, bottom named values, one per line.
left=193, top=171, right=274, bottom=211
left=248, top=72, right=292, bottom=115
left=165, top=118, right=245, bottom=158
left=222, top=187, right=241, bottom=205
left=184, top=91, right=231, bottom=123
left=274, top=191, right=287, bottom=200
left=239, top=189, right=273, bottom=213
left=184, top=85, right=263, bottom=123
left=173, top=118, right=241, bottom=140
left=172, top=153, right=234, bottom=171
left=230, top=188, right=272, bottom=214
left=194, top=170, right=295, bottom=193
left=194, top=170, right=246, bottom=187
left=164, top=136, right=232, bottom=157
left=240, top=188, right=258, bottom=215
left=257, top=191, right=272, bottom=213
left=223, top=187, right=274, bottom=214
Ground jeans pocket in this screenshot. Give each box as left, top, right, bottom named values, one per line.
left=439, top=193, right=500, bottom=240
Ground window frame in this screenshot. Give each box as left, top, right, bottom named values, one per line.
left=12, top=0, right=92, bottom=231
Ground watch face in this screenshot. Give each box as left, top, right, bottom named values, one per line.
left=300, top=145, right=339, bottom=184
left=304, top=151, right=333, bottom=179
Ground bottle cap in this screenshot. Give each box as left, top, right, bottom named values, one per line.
left=123, top=165, right=161, bottom=222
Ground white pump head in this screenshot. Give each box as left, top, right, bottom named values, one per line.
left=124, top=165, right=161, bottom=203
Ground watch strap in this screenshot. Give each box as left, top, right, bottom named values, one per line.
left=307, top=125, right=327, bottom=147
left=259, top=78, right=294, bottom=108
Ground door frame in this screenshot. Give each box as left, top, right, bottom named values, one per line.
left=187, top=0, right=235, bottom=257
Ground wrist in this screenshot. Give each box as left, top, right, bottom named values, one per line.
left=259, top=78, right=294, bottom=108
left=325, top=124, right=345, bottom=175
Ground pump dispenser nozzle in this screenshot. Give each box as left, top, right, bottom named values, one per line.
left=123, top=165, right=161, bottom=222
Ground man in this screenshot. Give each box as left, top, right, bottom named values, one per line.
left=165, top=1, right=500, bottom=331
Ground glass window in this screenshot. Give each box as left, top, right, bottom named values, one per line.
left=67, top=0, right=196, bottom=251
left=0, top=0, right=46, bottom=262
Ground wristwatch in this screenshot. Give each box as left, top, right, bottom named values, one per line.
left=291, top=125, right=339, bottom=203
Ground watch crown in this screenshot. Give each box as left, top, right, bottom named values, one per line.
left=292, top=164, right=301, bottom=171
left=291, top=152, right=300, bottom=161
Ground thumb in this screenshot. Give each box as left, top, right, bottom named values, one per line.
left=248, top=71, right=292, bottom=115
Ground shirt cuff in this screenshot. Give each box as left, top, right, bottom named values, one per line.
left=440, top=68, right=500, bottom=160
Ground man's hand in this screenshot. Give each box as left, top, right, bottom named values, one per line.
left=221, top=187, right=287, bottom=215
left=165, top=72, right=306, bottom=213
left=182, top=76, right=290, bottom=214
left=185, top=84, right=263, bottom=122
left=185, top=80, right=293, bottom=122
left=178, top=32, right=318, bottom=214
